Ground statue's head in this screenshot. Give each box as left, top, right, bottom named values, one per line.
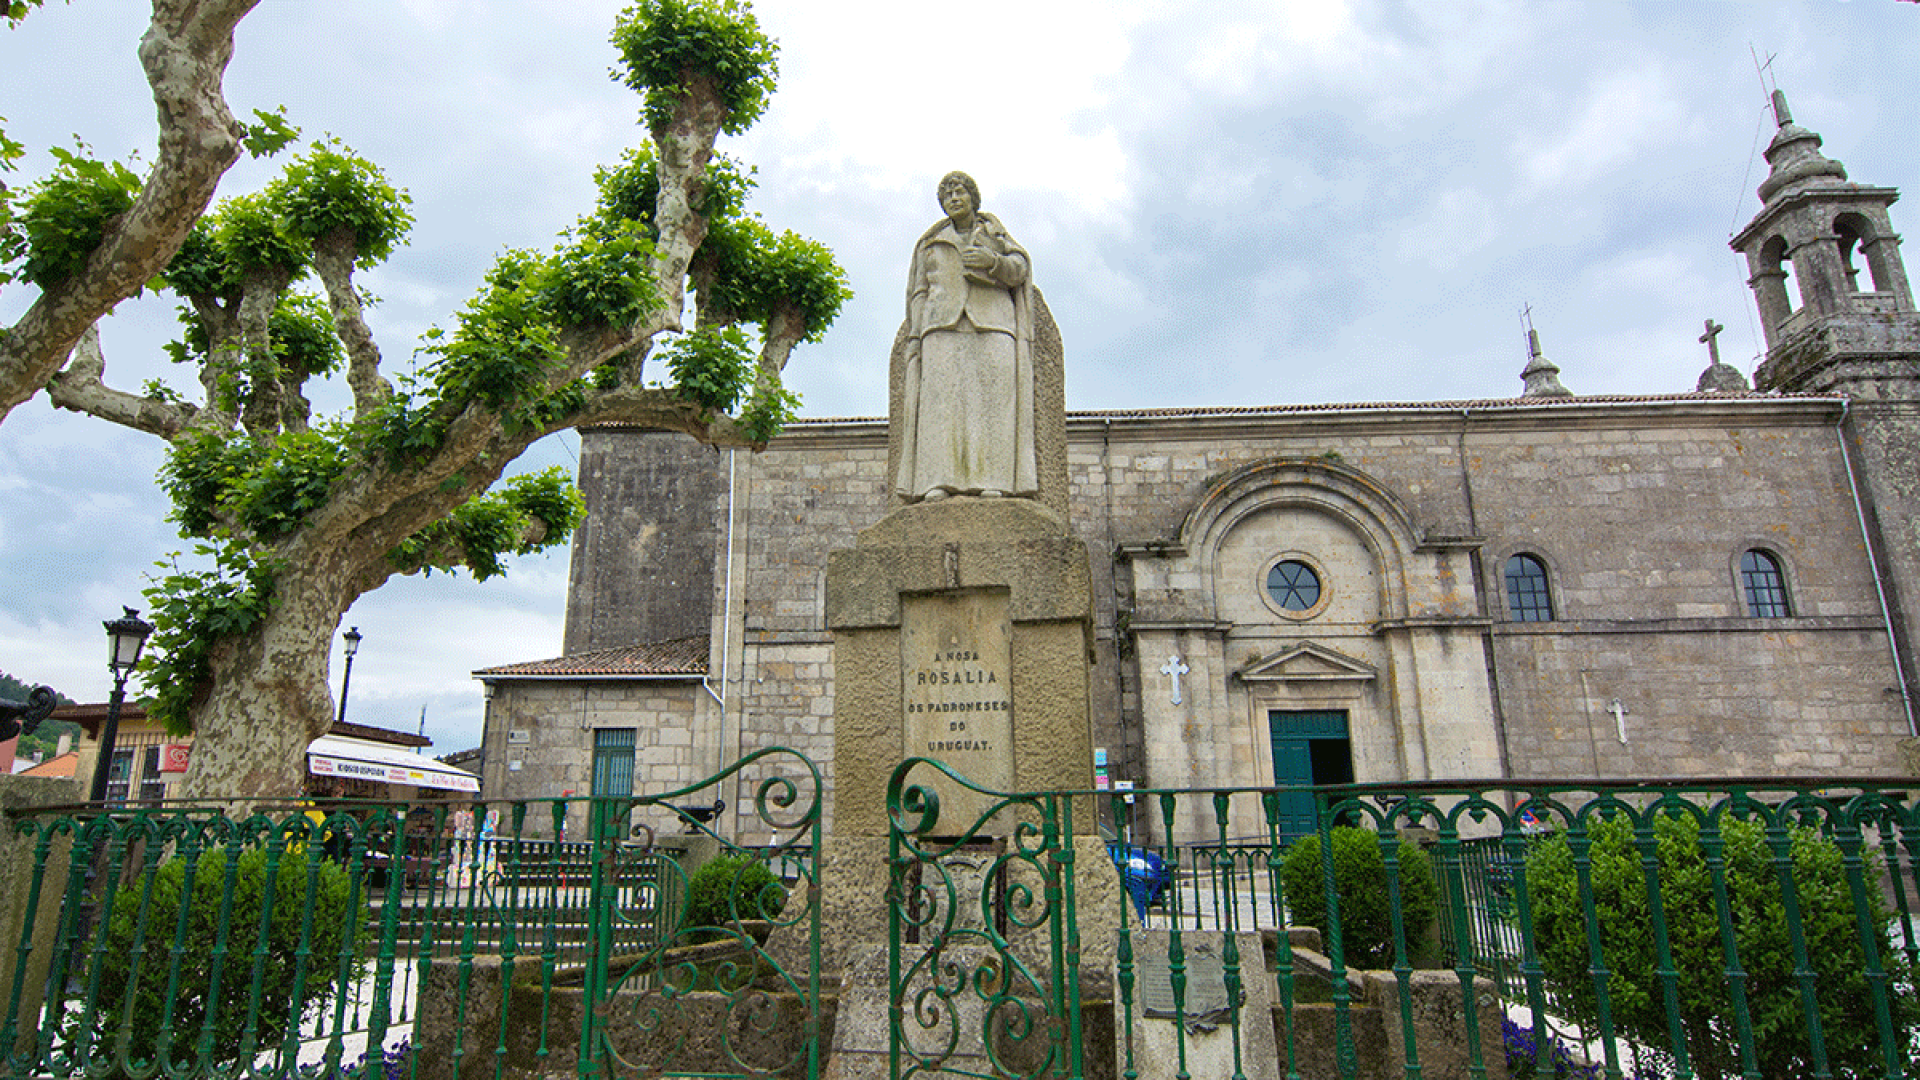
left=938, top=171, right=981, bottom=214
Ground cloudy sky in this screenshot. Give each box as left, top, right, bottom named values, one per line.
left=2, top=1, right=1915, bottom=758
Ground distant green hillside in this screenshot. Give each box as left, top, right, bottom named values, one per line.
left=2, top=671, right=80, bottom=765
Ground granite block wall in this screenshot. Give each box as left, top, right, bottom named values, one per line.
left=546, top=393, right=1912, bottom=831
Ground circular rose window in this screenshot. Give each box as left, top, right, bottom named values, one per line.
left=1265, top=560, right=1322, bottom=612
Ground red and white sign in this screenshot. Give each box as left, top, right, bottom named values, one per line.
left=160, top=744, right=192, bottom=773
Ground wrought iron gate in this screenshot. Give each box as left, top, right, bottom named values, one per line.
left=582, top=747, right=825, bottom=1079
left=885, top=757, right=1085, bottom=1080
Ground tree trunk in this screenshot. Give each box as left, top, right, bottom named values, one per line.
left=176, top=567, right=343, bottom=801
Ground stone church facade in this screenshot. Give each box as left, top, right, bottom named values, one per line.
left=476, top=96, right=1920, bottom=838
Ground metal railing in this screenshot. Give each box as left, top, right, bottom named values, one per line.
left=1096, top=779, right=1920, bottom=1080
left=0, top=747, right=824, bottom=1080
left=4, top=769, right=1916, bottom=1079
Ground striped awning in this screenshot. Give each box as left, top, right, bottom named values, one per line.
left=307, top=735, right=479, bottom=793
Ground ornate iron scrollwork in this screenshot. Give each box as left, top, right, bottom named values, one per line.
left=0, top=684, right=56, bottom=743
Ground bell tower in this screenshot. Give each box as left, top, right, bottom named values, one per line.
left=1732, top=90, right=1916, bottom=392
left=1732, top=89, right=1920, bottom=730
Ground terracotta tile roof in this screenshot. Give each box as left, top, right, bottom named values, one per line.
left=474, top=636, right=709, bottom=679
left=780, top=391, right=1842, bottom=426
left=583, top=391, right=1841, bottom=432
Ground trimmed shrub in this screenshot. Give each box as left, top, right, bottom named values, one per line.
left=1280, top=826, right=1440, bottom=968
left=84, top=845, right=368, bottom=1072
left=682, top=852, right=785, bottom=942
left=1524, top=812, right=1917, bottom=1080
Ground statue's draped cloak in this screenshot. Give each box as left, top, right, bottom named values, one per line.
left=895, top=211, right=1037, bottom=500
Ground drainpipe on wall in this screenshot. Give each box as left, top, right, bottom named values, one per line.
left=1835, top=400, right=1918, bottom=736
left=703, top=449, right=737, bottom=839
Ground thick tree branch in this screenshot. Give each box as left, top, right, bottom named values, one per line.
left=761, top=301, right=803, bottom=374
left=184, top=291, right=242, bottom=431
left=45, top=323, right=198, bottom=437
left=648, top=74, right=725, bottom=334
left=236, top=266, right=292, bottom=435
left=0, top=0, right=259, bottom=425
left=311, top=230, right=391, bottom=418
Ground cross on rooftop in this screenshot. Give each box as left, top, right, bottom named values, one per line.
left=1700, top=318, right=1726, bottom=366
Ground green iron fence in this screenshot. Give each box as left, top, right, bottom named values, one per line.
left=0, top=746, right=822, bottom=1080
left=1098, top=778, right=1920, bottom=1080
left=4, top=766, right=1916, bottom=1079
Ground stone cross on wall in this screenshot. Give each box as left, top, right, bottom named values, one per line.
left=1161, top=656, right=1189, bottom=706
left=1609, top=698, right=1630, bottom=745
left=1700, top=319, right=1725, bottom=365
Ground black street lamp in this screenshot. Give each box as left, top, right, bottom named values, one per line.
left=89, top=607, right=153, bottom=805
left=337, top=626, right=363, bottom=726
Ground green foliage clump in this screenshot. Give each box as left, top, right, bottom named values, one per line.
left=1280, top=826, right=1440, bottom=969
left=386, top=466, right=584, bottom=580
left=161, top=427, right=349, bottom=541
left=269, top=141, right=411, bottom=262
left=1525, top=811, right=1916, bottom=1080
left=0, top=119, right=23, bottom=283
left=156, top=222, right=232, bottom=299
left=165, top=293, right=343, bottom=390
left=736, top=371, right=800, bottom=445
left=420, top=234, right=662, bottom=429
left=13, top=147, right=141, bottom=286
left=661, top=326, right=754, bottom=412
left=593, top=147, right=752, bottom=236
left=683, top=852, right=785, bottom=942
left=141, top=544, right=278, bottom=735
left=87, top=844, right=368, bottom=1072
left=544, top=217, right=660, bottom=328
left=612, top=0, right=778, bottom=135
left=211, top=190, right=309, bottom=279
left=701, top=217, right=850, bottom=342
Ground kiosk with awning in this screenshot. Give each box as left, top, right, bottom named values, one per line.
left=307, top=734, right=480, bottom=793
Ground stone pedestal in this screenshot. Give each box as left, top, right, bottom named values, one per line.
left=0, top=776, right=80, bottom=1063
left=822, top=499, right=1097, bottom=963
left=821, top=496, right=1118, bottom=1072
left=825, top=498, right=1095, bottom=827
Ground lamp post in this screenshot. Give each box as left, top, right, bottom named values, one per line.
left=337, top=627, right=362, bottom=726
left=88, top=607, right=153, bottom=805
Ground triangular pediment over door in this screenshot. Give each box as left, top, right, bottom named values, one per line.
left=1237, top=641, right=1377, bottom=683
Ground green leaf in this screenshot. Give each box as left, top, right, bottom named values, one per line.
left=241, top=107, right=301, bottom=159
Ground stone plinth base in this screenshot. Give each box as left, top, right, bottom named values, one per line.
left=1116, top=931, right=1280, bottom=1080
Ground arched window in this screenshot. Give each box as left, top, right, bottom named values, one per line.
left=1762, top=235, right=1799, bottom=316
left=1836, top=212, right=1901, bottom=295
left=1740, top=550, right=1792, bottom=618
left=1503, top=554, right=1554, bottom=622
left=1836, top=216, right=1867, bottom=294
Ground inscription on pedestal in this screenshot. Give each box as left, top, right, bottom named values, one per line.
left=902, top=591, right=1014, bottom=796
left=1139, top=946, right=1234, bottom=1021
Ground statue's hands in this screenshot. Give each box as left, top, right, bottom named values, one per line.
left=960, top=246, right=998, bottom=274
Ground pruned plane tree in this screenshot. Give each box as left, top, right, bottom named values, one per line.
left=0, top=0, right=848, bottom=797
